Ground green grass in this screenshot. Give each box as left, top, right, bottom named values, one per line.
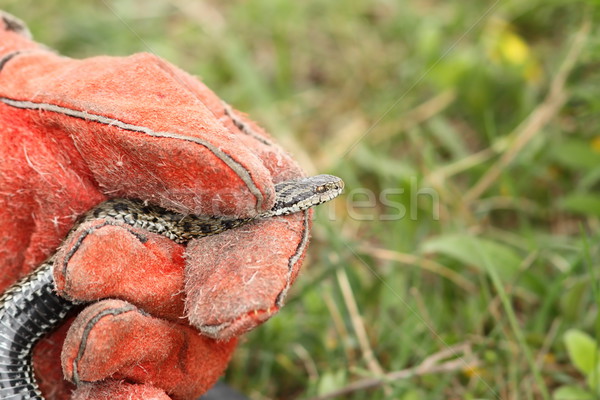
left=4, top=0, right=600, bottom=398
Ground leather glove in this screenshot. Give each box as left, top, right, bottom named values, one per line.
left=0, top=11, right=311, bottom=400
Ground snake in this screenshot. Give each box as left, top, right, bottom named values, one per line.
left=0, top=174, right=344, bottom=400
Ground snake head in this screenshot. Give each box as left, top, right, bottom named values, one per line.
left=264, top=174, right=344, bottom=217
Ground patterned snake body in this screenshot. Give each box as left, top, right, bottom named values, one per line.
left=0, top=174, right=344, bottom=399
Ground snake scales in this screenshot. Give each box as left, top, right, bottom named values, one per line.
left=0, top=174, right=344, bottom=400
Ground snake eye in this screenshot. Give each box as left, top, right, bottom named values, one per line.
left=315, top=185, right=327, bottom=194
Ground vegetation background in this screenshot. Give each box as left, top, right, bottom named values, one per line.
left=3, top=0, right=599, bottom=399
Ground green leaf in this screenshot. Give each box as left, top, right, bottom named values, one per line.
left=353, top=145, right=415, bottom=178
left=553, top=385, right=594, bottom=400
left=560, top=278, right=591, bottom=322
left=560, top=194, right=600, bottom=218
left=586, top=364, right=600, bottom=393
left=401, top=389, right=425, bottom=400
left=421, top=234, right=521, bottom=281
left=427, top=116, right=468, bottom=159
left=551, top=140, right=600, bottom=171
left=317, top=370, right=346, bottom=395
left=564, top=329, right=599, bottom=375
left=580, top=167, right=600, bottom=190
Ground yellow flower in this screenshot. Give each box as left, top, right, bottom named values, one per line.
left=484, top=17, right=543, bottom=82
left=543, top=352, right=556, bottom=364
left=591, top=137, right=600, bottom=153
left=463, top=364, right=486, bottom=378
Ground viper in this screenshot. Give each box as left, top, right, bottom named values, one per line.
left=0, top=174, right=344, bottom=400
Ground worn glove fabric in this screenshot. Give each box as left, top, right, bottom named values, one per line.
left=0, top=11, right=311, bottom=400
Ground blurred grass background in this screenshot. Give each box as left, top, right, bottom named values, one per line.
left=3, top=0, right=600, bottom=399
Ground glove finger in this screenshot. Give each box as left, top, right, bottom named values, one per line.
left=193, top=88, right=304, bottom=182
left=0, top=47, right=285, bottom=218
left=62, top=299, right=237, bottom=400
left=109, top=56, right=304, bottom=184
left=222, top=106, right=305, bottom=183
left=185, top=210, right=311, bottom=339
left=0, top=10, right=302, bottom=190
left=54, top=219, right=186, bottom=319
left=0, top=11, right=34, bottom=49
left=71, top=381, right=171, bottom=400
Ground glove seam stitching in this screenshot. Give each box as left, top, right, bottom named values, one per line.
left=71, top=304, right=139, bottom=385
left=0, top=96, right=267, bottom=213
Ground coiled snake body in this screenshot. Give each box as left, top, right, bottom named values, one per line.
left=0, top=174, right=344, bottom=400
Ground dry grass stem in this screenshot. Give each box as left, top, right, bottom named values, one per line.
left=371, top=90, right=457, bottom=144
left=322, top=290, right=352, bottom=361
left=336, top=269, right=387, bottom=379
left=358, top=245, right=476, bottom=292
left=306, top=343, right=479, bottom=400
left=292, top=344, right=319, bottom=381
left=427, top=147, right=496, bottom=187
left=464, top=19, right=590, bottom=203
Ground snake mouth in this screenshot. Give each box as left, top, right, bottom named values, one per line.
left=266, top=174, right=345, bottom=217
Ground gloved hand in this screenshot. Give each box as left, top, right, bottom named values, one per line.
left=0, top=11, right=311, bottom=400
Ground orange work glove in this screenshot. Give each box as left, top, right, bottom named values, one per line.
left=0, top=11, right=312, bottom=400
